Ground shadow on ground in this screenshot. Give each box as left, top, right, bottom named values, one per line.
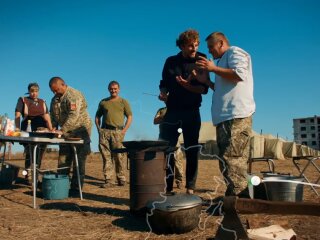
left=40, top=202, right=149, bottom=232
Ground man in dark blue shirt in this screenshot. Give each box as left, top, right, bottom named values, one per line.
left=159, top=29, right=209, bottom=194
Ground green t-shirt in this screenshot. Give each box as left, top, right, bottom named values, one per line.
left=96, top=97, right=132, bottom=128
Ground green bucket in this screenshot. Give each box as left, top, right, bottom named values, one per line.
left=42, top=174, right=70, bottom=200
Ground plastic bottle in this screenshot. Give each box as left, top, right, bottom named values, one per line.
left=1, top=113, right=8, bottom=134
left=26, top=120, right=32, bottom=132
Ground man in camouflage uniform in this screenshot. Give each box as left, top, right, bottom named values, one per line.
left=49, top=77, right=92, bottom=191
left=154, top=106, right=184, bottom=189
left=95, top=81, right=132, bottom=187
left=196, top=32, right=256, bottom=197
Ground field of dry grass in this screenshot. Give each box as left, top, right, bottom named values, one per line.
left=1, top=151, right=320, bottom=239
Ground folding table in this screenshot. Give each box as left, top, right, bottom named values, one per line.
left=0, top=135, right=84, bottom=208
left=292, top=155, right=320, bottom=196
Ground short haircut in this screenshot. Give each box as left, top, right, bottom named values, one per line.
left=49, top=77, right=65, bottom=87
left=28, top=82, right=39, bottom=91
left=108, top=80, right=120, bottom=89
left=205, top=32, right=229, bottom=45
left=176, top=29, right=200, bottom=49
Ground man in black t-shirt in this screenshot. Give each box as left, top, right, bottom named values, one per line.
left=159, top=29, right=210, bottom=194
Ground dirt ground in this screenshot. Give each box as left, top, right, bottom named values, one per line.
left=1, top=151, right=320, bottom=240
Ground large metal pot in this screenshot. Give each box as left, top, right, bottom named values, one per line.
left=146, top=193, right=202, bottom=234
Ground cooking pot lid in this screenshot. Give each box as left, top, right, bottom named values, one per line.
left=146, top=193, right=202, bottom=212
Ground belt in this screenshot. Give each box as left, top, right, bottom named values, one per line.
left=103, top=125, right=124, bottom=130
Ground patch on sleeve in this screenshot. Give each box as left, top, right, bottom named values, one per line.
left=70, top=102, right=77, bottom=110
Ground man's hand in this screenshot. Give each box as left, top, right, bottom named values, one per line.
left=176, top=75, right=190, bottom=87
left=121, top=129, right=127, bottom=135
left=158, top=92, right=168, bottom=102
left=53, top=129, right=63, bottom=135
left=191, top=69, right=210, bottom=85
left=196, top=56, right=216, bottom=72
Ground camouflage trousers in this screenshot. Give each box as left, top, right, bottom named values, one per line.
left=216, top=116, right=252, bottom=196
left=174, top=147, right=184, bottom=183
left=98, top=128, right=126, bottom=182
left=58, top=142, right=91, bottom=189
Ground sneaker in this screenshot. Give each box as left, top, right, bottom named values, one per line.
left=100, top=180, right=113, bottom=188
left=118, top=180, right=126, bottom=186
left=165, top=191, right=175, bottom=196
left=186, top=189, right=194, bottom=195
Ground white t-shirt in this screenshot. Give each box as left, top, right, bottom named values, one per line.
left=211, top=46, right=256, bottom=125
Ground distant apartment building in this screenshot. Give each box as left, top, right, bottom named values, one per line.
left=293, top=115, right=320, bottom=150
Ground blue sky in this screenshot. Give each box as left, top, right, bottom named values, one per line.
left=1, top=0, right=319, bottom=152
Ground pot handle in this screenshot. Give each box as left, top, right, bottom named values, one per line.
left=166, top=204, right=200, bottom=212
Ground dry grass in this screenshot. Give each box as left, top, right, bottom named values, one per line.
left=1, top=152, right=320, bottom=240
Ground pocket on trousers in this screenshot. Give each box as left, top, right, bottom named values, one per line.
left=229, top=131, right=250, bottom=157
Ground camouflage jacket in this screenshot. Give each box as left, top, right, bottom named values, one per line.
left=50, top=86, right=92, bottom=141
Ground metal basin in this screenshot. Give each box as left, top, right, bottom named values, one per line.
left=263, top=174, right=304, bottom=202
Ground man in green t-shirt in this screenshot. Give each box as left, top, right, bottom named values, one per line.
left=95, top=81, right=132, bottom=187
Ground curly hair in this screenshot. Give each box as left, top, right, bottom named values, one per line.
left=176, top=29, right=200, bottom=49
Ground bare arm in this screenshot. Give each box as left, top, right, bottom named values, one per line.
left=95, top=116, right=101, bottom=130
left=192, top=69, right=215, bottom=91
left=154, top=114, right=162, bottom=125
left=196, top=56, right=242, bottom=84
left=122, top=115, right=132, bottom=135
left=175, top=75, right=207, bottom=94
left=43, top=113, right=53, bottom=131
left=15, top=112, right=21, bottom=130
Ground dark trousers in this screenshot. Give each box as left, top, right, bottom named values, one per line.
left=24, top=144, right=46, bottom=170
left=58, top=143, right=90, bottom=188
left=160, top=109, right=201, bottom=192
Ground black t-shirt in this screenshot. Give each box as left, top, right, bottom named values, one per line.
left=15, top=97, right=48, bottom=131
left=160, top=52, right=209, bottom=110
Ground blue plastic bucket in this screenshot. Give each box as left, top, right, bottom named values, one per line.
left=42, top=174, right=70, bottom=200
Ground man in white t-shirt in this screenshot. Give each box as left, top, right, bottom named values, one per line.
left=196, top=32, right=255, bottom=198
